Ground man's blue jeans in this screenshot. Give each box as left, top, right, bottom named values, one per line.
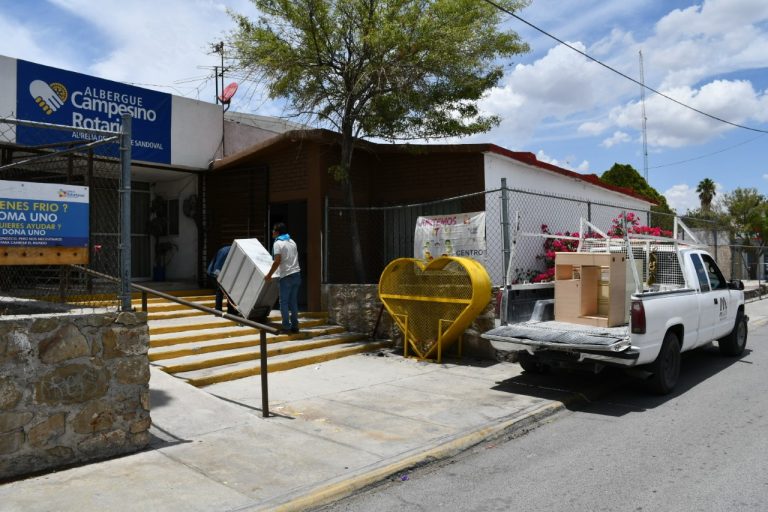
left=215, top=286, right=236, bottom=314
left=278, top=272, right=301, bottom=330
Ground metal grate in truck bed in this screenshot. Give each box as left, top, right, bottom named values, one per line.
left=485, top=321, right=629, bottom=347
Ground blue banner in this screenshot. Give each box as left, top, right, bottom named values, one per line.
left=16, top=59, right=172, bottom=164
left=0, top=180, right=89, bottom=248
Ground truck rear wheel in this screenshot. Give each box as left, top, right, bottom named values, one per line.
left=518, top=353, right=550, bottom=374
left=646, top=331, right=680, bottom=395
left=719, top=310, right=747, bottom=356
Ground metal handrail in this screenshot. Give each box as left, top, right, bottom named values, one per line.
left=71, top=265, right=276, bottom=417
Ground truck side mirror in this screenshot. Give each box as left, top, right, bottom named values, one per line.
left=728, top=280, right=744, bottom=291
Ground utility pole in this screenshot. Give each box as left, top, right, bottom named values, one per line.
left=639, top=50, right=649, bottom=183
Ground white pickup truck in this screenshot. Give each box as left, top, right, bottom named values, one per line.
left=483, top=235, right=748, bottom=394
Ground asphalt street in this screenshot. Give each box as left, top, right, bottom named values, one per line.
left=317, top=306, right=768, bottom=512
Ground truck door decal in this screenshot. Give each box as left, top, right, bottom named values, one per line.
left=719, top=297, right=727, bottom=320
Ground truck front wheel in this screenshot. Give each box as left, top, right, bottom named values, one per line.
left=646, top=331, right=680, bottom=395
left=718, top=310, right=747, bottom=356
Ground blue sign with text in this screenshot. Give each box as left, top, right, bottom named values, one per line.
left=0, top=180, right=89, bottom=248
left=16, top=59, right=172, bottom=164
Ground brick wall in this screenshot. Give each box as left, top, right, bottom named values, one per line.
left=370, top=152, right=485, bottom=203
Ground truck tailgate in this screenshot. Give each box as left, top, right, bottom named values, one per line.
left=483, top=321, right=631, bottom=352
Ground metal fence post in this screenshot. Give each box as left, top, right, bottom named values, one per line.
left=260, top=329, right=269, bottom=417
left=501, top=178, right=510, bottom=286
left=323, top=195, right=329, bottom=283
left=119, top=114, right=132, bottom=311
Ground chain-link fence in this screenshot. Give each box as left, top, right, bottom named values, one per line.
left=325, top=190, right=491, bottom=284
left=324, top=184, right=754, bottom=288
left=0, top=117, right=126, bottom=313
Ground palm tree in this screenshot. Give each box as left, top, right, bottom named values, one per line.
left=696, top=178, right=717, bottom=212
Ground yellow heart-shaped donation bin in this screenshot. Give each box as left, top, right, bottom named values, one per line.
left=378, top=256, right=492, bottom=362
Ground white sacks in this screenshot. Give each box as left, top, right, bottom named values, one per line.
left=218, top=238, right=279, bottom=321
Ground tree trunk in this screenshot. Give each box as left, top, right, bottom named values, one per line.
left=339, top=126, right=366, bottom=283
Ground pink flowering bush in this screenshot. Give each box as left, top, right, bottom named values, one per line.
left=607, top=212, right=672, bottom=238
left=531, top=224, right=580, bottom=283
left=531, top=214, right=671, bottom=283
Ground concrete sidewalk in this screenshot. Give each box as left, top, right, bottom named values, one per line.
left=3, top=298, right=767, bottom=512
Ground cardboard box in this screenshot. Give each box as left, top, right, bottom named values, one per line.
left=553, top=252, right=629, bottom=327
left=218, top=238, right=279, bottom=321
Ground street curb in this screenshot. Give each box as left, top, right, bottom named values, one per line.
left=249, top=400, right=569, bottom=512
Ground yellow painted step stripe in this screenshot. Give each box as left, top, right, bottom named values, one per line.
left=159, top=334, right=367, bottom=373
left=149, top=326, right=346, bottom=361
left=149, top=320, right=328, bottom=348
left=184, top=340, right=393, bottom=387
left=147, top=310, right=208, bottom=321
left=148, top=313, right=328, bottom=335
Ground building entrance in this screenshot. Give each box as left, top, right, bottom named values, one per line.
left=269, top=201, right=308, bottom=308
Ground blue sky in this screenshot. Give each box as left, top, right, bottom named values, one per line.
left=1, top=0, right=767, bottom=213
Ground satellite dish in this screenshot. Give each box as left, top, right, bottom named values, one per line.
left=218, top=82, right=238, bottom=104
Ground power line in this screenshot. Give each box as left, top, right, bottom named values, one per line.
left=649, top=133, right=767, bottom=169
left=482, top=0, right=768, bottom=135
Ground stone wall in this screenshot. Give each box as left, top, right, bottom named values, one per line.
left=322, top=284, right=497, bottom=359
left=0, top=311, right=150, bottom=480
left=323, top=284, right=397, bottom=340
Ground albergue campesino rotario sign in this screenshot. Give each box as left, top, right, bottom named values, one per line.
left=16, top=59, right=172, bottom=164
left=0, top=180, right=89, bottom=248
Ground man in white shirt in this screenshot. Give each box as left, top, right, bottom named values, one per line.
left=265, top=222, right=301, bottom=333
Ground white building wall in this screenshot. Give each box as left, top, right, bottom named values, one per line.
left=0, top=56, right=17, bottom=130
left=483, top=152, right=652, bottom=285
left=171, top=96, right=222, bottom=168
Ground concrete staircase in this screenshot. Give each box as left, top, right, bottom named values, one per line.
left=140, top=290, right=392, bottom=387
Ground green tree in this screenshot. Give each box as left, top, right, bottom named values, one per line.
left=696, top=178, right=717, bottom=212
left=228, top=0, right=529, bottom=280
left=599, top=163, right=675, bottom=230
left=722, top=188, right=767, bottom=278
left=723, top=188, right=766, bottom=242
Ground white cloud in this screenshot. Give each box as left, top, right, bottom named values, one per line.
left=665, top=181, right=725, bottom=213
left=480, top=41, right=636, bottom=144
left=601, top=131, right=631, bottom=148
left=0, top=14, right=71, bottom=69
left=535, top=149, right=589, bottom=173
left=633, top=0, right=768, bottom=89
left=578, top=120, right=608, bottom=136
left=490, top=0, right=768, bottom=155
left=41, top=0, right=259, bottom=105
left=606, top=80, right=768, bottom=148
left=664, top=184, right=700, bottom=213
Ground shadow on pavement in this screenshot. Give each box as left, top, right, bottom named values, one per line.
left=490, top=344, right=752, bottom=417
left=206, top=393, right=296, bottom=419
left=149, top=388, right=173, bottom=408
